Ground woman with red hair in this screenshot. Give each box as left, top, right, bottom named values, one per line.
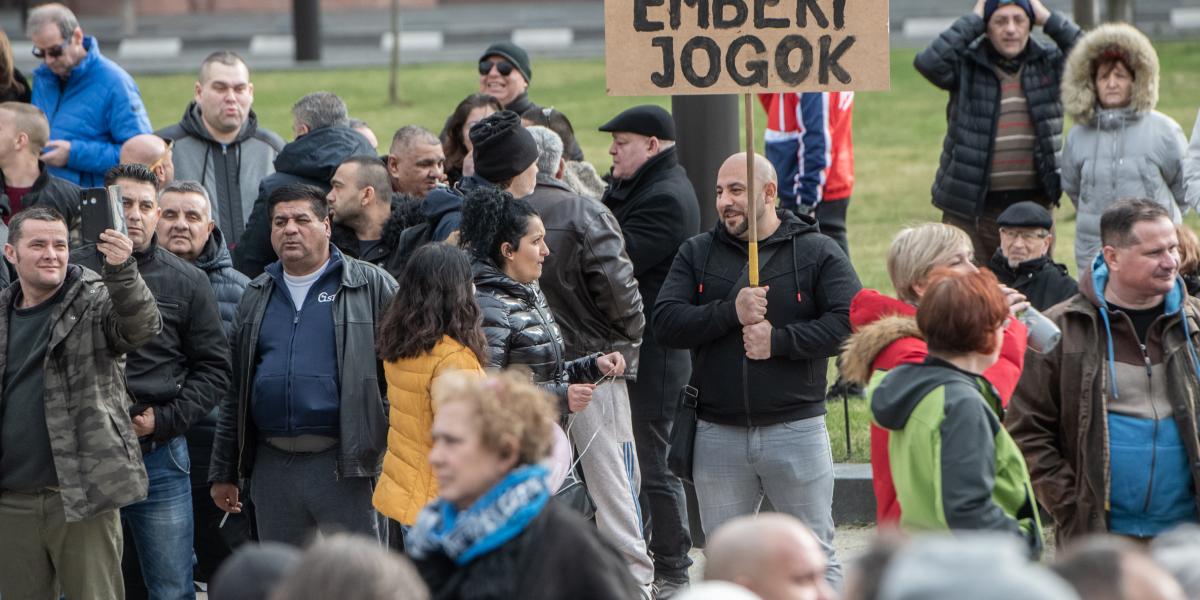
left=840, top=223, right=1029, bottom=526
left=868, top=269, right=1043, bottom=556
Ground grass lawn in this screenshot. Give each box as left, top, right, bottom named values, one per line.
left=137, top=41, right=1200, bottom=463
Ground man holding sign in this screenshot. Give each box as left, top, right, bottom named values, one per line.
left=916, top=0, right=1081, bottom=263
left=654, top=152, right=861, bottom=589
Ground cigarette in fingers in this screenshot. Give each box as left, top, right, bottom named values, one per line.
left=220, top=512, right=230, bottom=528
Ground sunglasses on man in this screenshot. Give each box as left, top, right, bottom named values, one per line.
left=32, top=42, right=67, bottom=60
left=478, top=59, right=514, bottom=77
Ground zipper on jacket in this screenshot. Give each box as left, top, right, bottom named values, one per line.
left=1139, top=342, right=1160, bottom=514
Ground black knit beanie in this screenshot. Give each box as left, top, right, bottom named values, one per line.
left=469, top=110, right=539, bottom=183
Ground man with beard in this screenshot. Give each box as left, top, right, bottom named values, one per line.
left=654, top=152, right=860, bottom=590
left=328, top=155, right=422, bottom=279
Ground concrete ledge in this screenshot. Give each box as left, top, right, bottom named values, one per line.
left=117, top=38, right=182, bottom=60
left=511, top=27, right=573, bottom=50
left=901, top=17, right=955, bottom=38
left=380, top=31, right=445, bottom=53
left=1171, top=7, right=1200, bottom=28
left=833, top=463, right=877, bottom=525
left=249, top=35, right=294, bottom=57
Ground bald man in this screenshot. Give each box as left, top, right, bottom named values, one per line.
left=706, top=514, right=834, bottom=600
left=120, top=134, right=174, bottom=189
left=654, top=152, right=862, bottom=589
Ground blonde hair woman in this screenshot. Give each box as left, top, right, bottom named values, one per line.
left=841, top=223, right=1029, bottom=526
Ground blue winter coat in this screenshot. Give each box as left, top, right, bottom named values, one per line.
left=31, top=37, right=152, bottom=187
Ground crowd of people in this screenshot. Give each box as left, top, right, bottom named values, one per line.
left=5, top=0, right=1200, bottom=599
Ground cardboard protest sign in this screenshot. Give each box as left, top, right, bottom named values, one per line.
left=605, top=0, right=890, bottom=95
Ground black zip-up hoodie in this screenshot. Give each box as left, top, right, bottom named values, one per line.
left=654, top=210, right=861, bottom=426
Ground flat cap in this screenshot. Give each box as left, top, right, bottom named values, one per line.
left=599, top=105, right=676, bottom=141
left=997, top=201, right=1054, bottom=230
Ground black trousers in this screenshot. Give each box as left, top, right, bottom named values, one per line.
left=632, top=417, right=693, bottom=580
left=814, top=196, right=851, bottom=259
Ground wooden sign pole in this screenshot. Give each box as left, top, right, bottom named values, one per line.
left=744, top=92, right=759, bottom=287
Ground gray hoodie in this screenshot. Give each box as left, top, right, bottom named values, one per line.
left=1059, top=23, right=1189, bottom=276
left=157, top=102, right=285, bottom=246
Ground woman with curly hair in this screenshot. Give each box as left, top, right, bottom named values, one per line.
left=458, top=183, right=626, bottom=415
left=409, top=371, right=639, bottom=599
left=439, top=94, right=501, bottom=187
left=372, top=243, right=487, bottom=528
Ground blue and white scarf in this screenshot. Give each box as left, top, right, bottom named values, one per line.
left=407, top=464, right=550, bottom=565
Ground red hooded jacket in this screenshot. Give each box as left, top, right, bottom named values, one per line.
left=846, top=288, right=1028, bottom=525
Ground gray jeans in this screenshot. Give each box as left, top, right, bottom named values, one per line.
left=250, top=444, right=382, bottom=547
left=569, top=379, right=654, bottom=586
left=693, top=416, right=842, bottom=589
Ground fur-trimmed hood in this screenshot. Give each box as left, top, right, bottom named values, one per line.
left=1062, top=22, right=1158, bottom=123
left=840, top=315, right=923, bottom=386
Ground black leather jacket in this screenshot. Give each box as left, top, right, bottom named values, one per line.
left=209, top=249, right=398, bottom=484
left=525, top=178, right=644, bottom=379
left=473, top=259, right=602, bottom=414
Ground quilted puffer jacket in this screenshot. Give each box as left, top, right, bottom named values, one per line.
left=472, top=259, right=602, bottom=414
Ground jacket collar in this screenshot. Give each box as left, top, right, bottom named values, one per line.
left=712, top=208, right=818, bottom=251
left=604, top=146, right=679, bottom=203
left=132, top=235, right=162, bottom=267
left=36, top=36, right=101, bottom=83
left=264, top=244, right=353, bottom=289
left=193, top=227, right=234, bottom=272
left=1086, top=253, right=1200, bottom=399
left=471, top=257, right=535, bottom=302
left=0, top=160, right=54, bottom=216
left=534, top=175, right=573, bottom=194
left=987, top=249, right=1067, bottom=279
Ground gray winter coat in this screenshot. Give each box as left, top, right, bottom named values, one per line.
left=1185, top=109, right=1200, bottom=211
left=1059, top=23, right=1189, bottom=275
left=157, top=102, right=285, bottom=245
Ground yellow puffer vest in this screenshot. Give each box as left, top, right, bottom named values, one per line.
left=372, top=336, right=483, bottom=525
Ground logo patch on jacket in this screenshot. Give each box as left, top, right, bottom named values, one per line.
left=317, top=292, right=336, bottom=303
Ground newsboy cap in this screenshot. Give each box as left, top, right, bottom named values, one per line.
left=599, top=105, right=676, bottom=141
left=997, top=201, right=1054, bottom=230
left=480, top=42, right=532, bottom=83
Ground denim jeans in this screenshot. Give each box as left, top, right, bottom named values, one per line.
left=693, top=416, right=842, bottom=589
left=121, top=436, right=196, bottom=600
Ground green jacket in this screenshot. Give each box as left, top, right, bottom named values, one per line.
left=0, top=261, right=162, bottom=522
left=870, top=359, right=1043, bottom=556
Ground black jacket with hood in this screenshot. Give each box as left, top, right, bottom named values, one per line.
left=0, top=161, right=82, bottom=242
left=158, top=102, right=286, bottom=246
left=654, top=210, right=861, bottom=426
left=232, top=126, right=376, bottom=277
left=331, top=195, right=425, bottom=280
